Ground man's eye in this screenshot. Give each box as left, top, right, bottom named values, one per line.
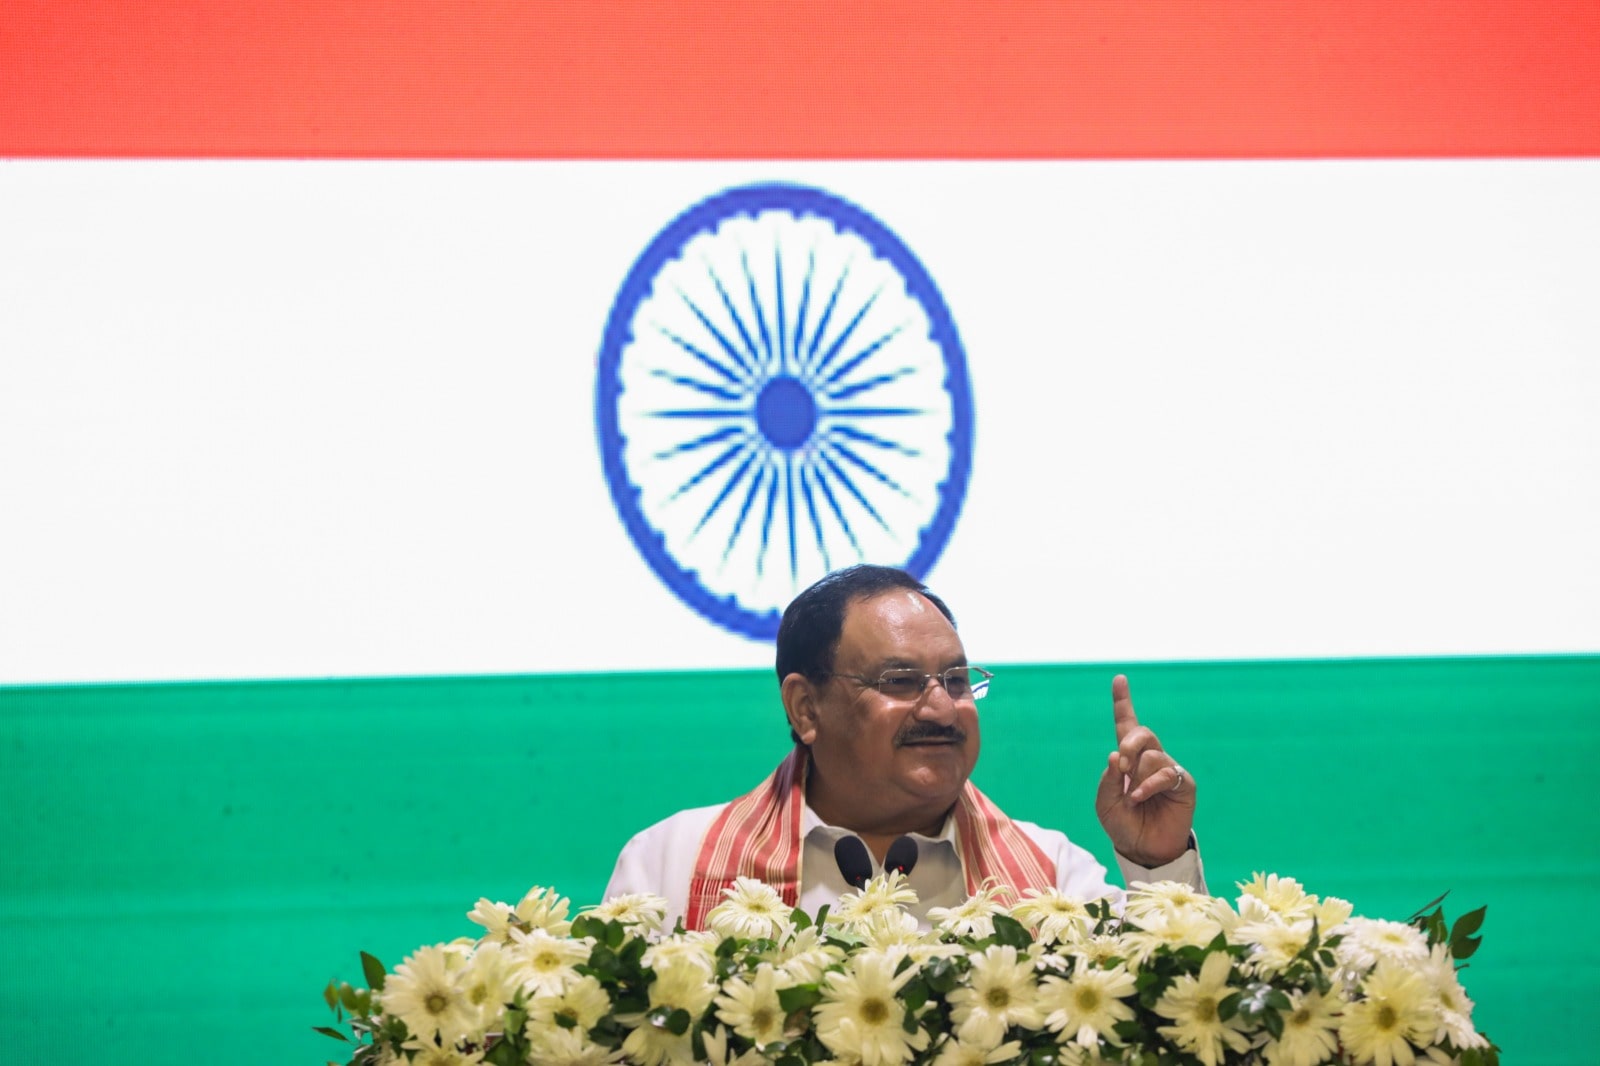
left=877, top=675, right=923, bottom=696
left=942, top=672, right=972, bottom=696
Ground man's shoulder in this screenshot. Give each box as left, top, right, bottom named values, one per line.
left=621, top=802, right=730, bottom=848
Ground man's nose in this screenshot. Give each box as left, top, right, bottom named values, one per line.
left=911, top=677, right=960, bottom=721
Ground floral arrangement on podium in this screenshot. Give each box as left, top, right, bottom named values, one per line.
left=319, top=873, right=1496, bottom=1066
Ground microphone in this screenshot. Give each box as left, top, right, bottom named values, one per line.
left=885, top=835, right=919, bottom=877
left=834, top=836, right=873, bottom=889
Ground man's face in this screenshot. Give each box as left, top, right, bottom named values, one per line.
left=792, top=588, right=981, bottom=836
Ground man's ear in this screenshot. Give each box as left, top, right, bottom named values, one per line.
left=781, top=672, right=820, bottom=745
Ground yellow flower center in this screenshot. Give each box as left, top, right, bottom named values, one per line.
left=1075, top=987, right=1102, bottom=1011
left=752, top=1006, right=777, bottom=1032
left=859, top=997, right=891, bottom=1025
left=1376, top=1004, right=1399, bottom=1030
left=986, top=987, right=1011, bottom=1009
left=535, top=951, right=562, bottom=970
left=1291, top=1006, right=1312, bottom=1026
left=425, top=991, right=450, bottom=1015
left=1194, top=996, right=1217, bottom=1023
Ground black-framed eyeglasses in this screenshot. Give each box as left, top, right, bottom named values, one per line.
left=825, top=666, right=993, bottom=702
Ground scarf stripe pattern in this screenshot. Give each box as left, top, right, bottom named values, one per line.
left=684, top=746, right=1057, bottom=929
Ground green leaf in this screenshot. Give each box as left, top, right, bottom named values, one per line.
left=664, top=1008, right=692, bottom=1036
left=323, top=980, right=340, bottom=1013
left=485, top=1039, right=522, bottom=1066
left=791, top=906, right=812, bottom=931
left=312, top=1025, right=350, bottom=1043
left=1262, top=1008, right=1284, bottom=1040
left=1217, top=990, right=1242, bottom=1021
left=1407, top=890, right=1450, bottom=923
left=991, top=913, right=1033, bottom=949
left=570, top=915, right=603, bottom=940
left=778, top=983, right=823, bottom=1014
left=360, top=952, right=387, bottom=992
left=338, top=983, right=362, bottom=1013
left=1450, top=905, right=1488, bottom=960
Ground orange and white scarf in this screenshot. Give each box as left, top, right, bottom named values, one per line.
left=684, top=746, right=1057, bottom=929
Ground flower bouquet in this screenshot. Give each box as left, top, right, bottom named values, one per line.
left=318, top=874, right=1496, bottom=1066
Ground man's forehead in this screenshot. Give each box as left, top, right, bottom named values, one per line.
left=835, top=589, right=962, bottom=661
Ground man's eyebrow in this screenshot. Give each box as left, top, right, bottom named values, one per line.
left=875, top=656, right=969, bottom=671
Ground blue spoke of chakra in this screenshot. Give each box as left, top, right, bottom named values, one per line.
left=673, top=284, right=760, bottom=383
left=774, top=247, right=791, bottom=374
left=655, top=320, right=751, bottom=389
left=691, top=444, right=761, bottom=539
left=815, top=322, right=903, bottom=393
left=816, top=447, right=892, bottom=532
left=756, top=453, right=780, bottom=577
left=807, top=286, right=882, bottom=383
left=823, top=364, right=915, bottom=402
left=784, top=453, right=798, bottom=580
left=666, top=435, right=755, bottom=503
left=812, top=457, right=864, bottom=557
left=724, top=458, right=770, bottom=566
left=704, top=260, right=767, bottom=375
left=648, top=368, right=744, bottom=402
left=740, top=249, right=778, bottom=373
left=827, top=436, right=911, bottom=499
left=828, top=423, right=920, bottom=457
left=791, top=248, right=817, bottom=377
left=798, top=264, right=852, bottom=377
left=797, top=461, right=833, bottom=573
left=653, top=424, right=746, bottom=460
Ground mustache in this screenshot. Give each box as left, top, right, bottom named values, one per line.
left=896, top=722, right=967, bottom=746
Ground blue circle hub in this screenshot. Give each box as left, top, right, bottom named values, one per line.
left=755, top=375, right=817, bottom=450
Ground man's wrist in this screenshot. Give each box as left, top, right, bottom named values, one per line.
left=1118, top=833, right=1197, bottom=869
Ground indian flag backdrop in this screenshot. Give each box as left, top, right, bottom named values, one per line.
left=2, top=4, right=1597, bottom=1063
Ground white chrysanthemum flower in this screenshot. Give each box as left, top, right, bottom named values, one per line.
left=508, top=926, right=591, bottom=996
left=641, top=930, right=719, bottom=972
left=525, top=973, right=613, bottom=1033
left=927, top=882, right=1007, bottom=939
left=1315, top=895, right=1355, bottom=932
left=514, top=885, right=574, bottom=936
left=1263, top=984, right=1345, bottom=1066
left=1234, top=916, right=1315, bottom=975
left=466, top=898, right=516, bottom=942
left=701, top=1024, right=775, bottom=1066
left=1012, top=889, right=1094, bottom=946
left=706, top=876, right=795, bottom=941
left=946, top=944, right=1043, bottom=1047
left=651, top=954, right=718, bottom=1017
left=404, top=1042, right=485, bottom=1066
left=930, top=1036, right=1024, bottom=1065
left=523, top=1024, right=627, bottom=1066
left=1339, top=959, right=1436, bottom=1066
left=1072, top=934, right=1129, bottom=970
left=583, top=892, right=669, bottom=933
left=857, top=907, right=926, bottom=951
left=830, top=871, right=920, bottom=926
left=1153, top=951, right=1253, bottom=1066
left=714, top=964, right=793, bottom=1045
left=619, top=1019, right=693, bottom=1066
left=1125, top=879, right=1212, bottom=922
left=460, top=940, right=516, bottom=1029
left=1238, top=873, right=1313, bottom=919
left=380, top=944, right=478, bottom=1048
left=1036, top=963, right=1137, bottom=1048
left=1416, top=944, right=1488, bottom=1050
left=1336, top=918, right=1430, bottom=974
left=1121, top=906, right=1224, bottom=965
left=765, top=925, right=847, bottom=985
left=814, top=950, right=930, bottom=1065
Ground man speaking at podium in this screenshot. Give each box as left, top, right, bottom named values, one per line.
left=604, top=565, right=1204, bottom=928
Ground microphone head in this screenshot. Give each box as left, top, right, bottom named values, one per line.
left=884, top=835, right=919, bottom=877
left=833, top=835, right=873, bottom=889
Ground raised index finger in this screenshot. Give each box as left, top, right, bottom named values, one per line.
left=1111, top=673, right=1140, bottom=742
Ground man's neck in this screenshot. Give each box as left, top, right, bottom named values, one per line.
left=805, top=778, right=953, bottom=862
